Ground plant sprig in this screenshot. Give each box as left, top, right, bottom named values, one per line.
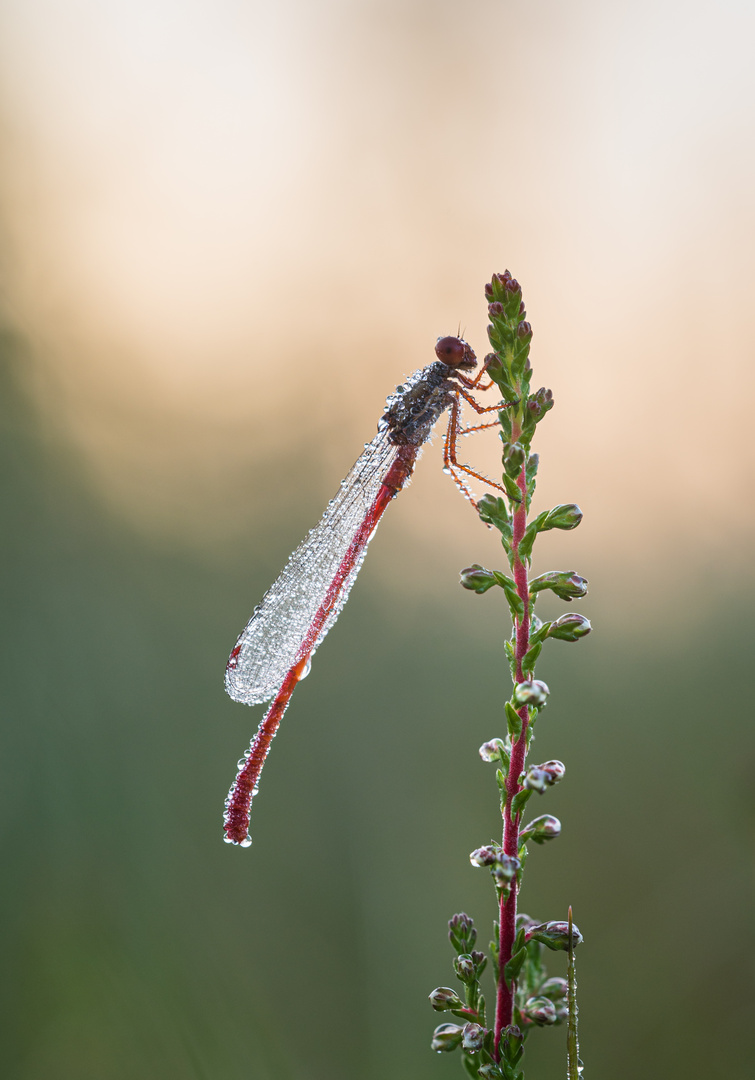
left=429, top=273, right=589, bottom=1077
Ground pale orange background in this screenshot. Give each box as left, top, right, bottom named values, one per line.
left=2, top=0, right=752, bottom=614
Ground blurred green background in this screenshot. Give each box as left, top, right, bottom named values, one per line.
left=1, top=1, right=754, bottom=1078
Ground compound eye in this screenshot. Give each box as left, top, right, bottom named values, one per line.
left=435, top=336, right=467, bottom=366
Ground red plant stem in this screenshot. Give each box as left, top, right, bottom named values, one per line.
left=494, top=448, right=531, bottom=1058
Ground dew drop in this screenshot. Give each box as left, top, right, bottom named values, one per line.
left=240, top=836, right=253, bottom=848
left=223, top=836, right=234, bottom=844
left=299, top=656, right=312, bottom=680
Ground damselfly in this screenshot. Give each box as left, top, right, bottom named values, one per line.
left=223, top=336, right=506, bottom=845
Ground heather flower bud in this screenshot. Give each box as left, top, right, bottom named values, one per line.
left=513, top=679, right=550, bottom=707
left=522, top=767, right=549, bottom=794
left=520, top=814, right=561, bottom=844
left=529, top=570, right=588, bottom=601
left=470, top=845, right=500, bottom=867
left=499, top=1024, right=525, bottom=1059
left=516, top=913, right=539, bottom=932
left=460, top=564, right=498, bottom=594
left=483, top=351, right=504, bottom=377
left=454, top=954, right=476, bottom=982
left=461, top=1022, right=485, bottom=1052
left=479, top=738, right=505, bottom=762
left=541, top=759, right=565, bottom=782
left=539, top=977, right=568, bottom=1001
left=448, top=913, right=477, bottom=952
left=522, top=996, right=557, bottom=1025
left=431, top=1023, right=463, bottom=1052
left=547, top=613, right=592, bottom=641
left=503, top=441, right=526, bottom=477
left=527, top=386, right=554, bottom=420
left=470, top=950, right=487, bottom=976
left=478, top=1066, right=504, bottom=1079
left=429, top=986, right=463, bottom=1011
left=542, top=503, right=583, bottom=531
left=491, top=854, right=520, bottom=885
left=488, top=301, right=504, bottom=317
left=525, top=920, right=583, bottom=951
left=524, top=760, right=565, bottom=793
left=517, top=320, right=532, bottom=340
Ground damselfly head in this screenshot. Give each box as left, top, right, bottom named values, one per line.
left=435, top=336, right=477, bottom=370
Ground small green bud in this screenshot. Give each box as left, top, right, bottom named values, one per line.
left=483, top=351, right=504, bottom=376
left=499, top=1024, right=525, bottom=1061
left=470, top=950, right=487, bottom=977
left=539, top=977, right=568, bottom=1001
left=477, top=494, right=512, bottom=534
left=454, top=954, right=477, bottom=982
left=520, top=814, right=561, bottom=844
left=526, top=386, right=554, bottom=421
left=431, top=1023, right=463, bottom=1052
left=429, top=986, right=464, bottom=1011
left=486, top=271, right=514, bottom=303
left=478, top=1065, right=504, bottom=1079
left=448, top=913, right=477, bottom=952
left=525, top=920, right=583, bottom=951
left=529, top=570, right=588, bottom=601
left=522, top=996, right=557, bottom=1026
left=479, top=738, right=506, bottom=762
left=547, top=613, right=592, bottom=641
left=461, top=1022, right=485, bottom=1052
left=459, top=564, right=498, bottom=594
left=513, top=679, right=550, bottom=707
left=542, top=503, right=583, bottom=531
left=502, top=441, right=526, bottom=478
left=449, top=911, right=477, bottom=954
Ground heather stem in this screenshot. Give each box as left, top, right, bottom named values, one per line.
left=494, top=437, right=531, bottom=1057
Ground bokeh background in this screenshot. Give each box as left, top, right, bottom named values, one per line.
left=1, top=1, right=754, bottom=1078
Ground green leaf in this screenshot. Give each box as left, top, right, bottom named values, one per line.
left=528, top=621, right=552, bottom=647
left=517, top=523, right=537, bottom=563
left=521, top=641, right=542, bottom=675
left=511, top=789, right=532, bottom=817
left=505, top=702, right=523, bottom=738
left=503, top=640, right=517, bottom=680
left=462, top=1054, right=480, bottom=1078
left=496, top=768, right=508, bottom=808
left=504, top=946, right=528, bottom=985
left=497, top=406, right=513, bottom=440
left=494, top=573, right=524, bottom=619
left=501, top=472, right=522, bottom=504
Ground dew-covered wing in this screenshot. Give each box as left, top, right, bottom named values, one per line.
left=225, top=429, right=399, bottom=705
